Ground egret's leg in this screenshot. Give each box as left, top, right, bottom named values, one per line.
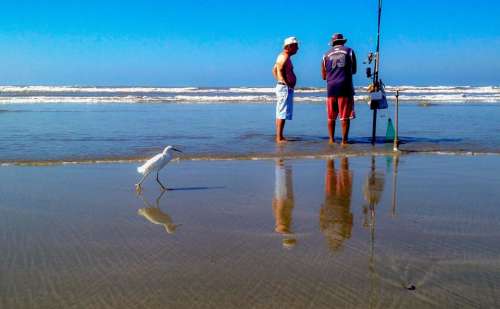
left=156, top=172, right=167, bottom=190
left=135, top=172, right=150, bottom=193
left=155, top=190, right=167, bottom=207
left=136, top=173, right=149, bottom=186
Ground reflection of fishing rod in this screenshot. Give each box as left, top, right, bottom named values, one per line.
left=368, top=155, right=377, bottom=274
left=369, top=201, right=377, bottom=309
left=365, top=156, right=379, bottom=307
left=391, top=154, right=399, bottom=216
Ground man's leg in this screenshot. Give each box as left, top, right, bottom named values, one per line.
left=328, top=119, right=336, bottom=144
left=326, top=97, right=338, bottom=144
left=339, top=96, right=354, bottom=145
left=276, top=119, right=286, bottom=143
left=341, top=119, right=350, bottom=145
left=275, top=85, right=289, bottom=143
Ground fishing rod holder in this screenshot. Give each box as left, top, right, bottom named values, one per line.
left=393, top=89, right=400, bottom=151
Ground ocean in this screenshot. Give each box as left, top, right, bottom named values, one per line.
left=1, top=85, right=499, bottom=104
left=1, top=85, right=499, bottom=164
left=2, top=86, right=500, bottom=307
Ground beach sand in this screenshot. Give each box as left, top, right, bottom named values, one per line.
left=1, top=154, right=500, bottom=308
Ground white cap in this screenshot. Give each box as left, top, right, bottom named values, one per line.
left=283, top=36, right=299, bottom=47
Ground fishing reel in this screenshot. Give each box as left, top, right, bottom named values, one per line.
left=364, top=52, right=374, bottom=78
left=363, top=51, right=387, bottom=109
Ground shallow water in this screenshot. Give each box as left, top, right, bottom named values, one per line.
left=1, top=103, right=500, bottom=164
left=1, top=154, right=499, bottom=308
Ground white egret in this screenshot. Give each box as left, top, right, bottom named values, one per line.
left=136, top=145, right=182, bottom=191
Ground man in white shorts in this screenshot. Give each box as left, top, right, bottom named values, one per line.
left=272, top=36, right=299, bottom=143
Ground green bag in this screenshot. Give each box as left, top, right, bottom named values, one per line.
left=386, top=118, right=395, bottom=142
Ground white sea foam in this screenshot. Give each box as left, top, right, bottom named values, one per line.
left=0, top=85, right=498, bottom=104
left=0, top=85, right=322, bottom=94
left=384, top=85, right=500, bottom=94
left=1, top=94, right=499, bottom=104
left=0, top=86, right=201, bottom=93
left=0, top=95, right=326, bottom=104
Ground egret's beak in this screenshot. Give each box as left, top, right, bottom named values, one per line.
left=172, top=148, right=183, bottom=153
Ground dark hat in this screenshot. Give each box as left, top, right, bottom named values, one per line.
left=330, top=33, right=347, bottom=45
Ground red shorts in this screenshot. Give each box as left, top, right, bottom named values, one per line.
left=326, top=96, right=355, bottom=121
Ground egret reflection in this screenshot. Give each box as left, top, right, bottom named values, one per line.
left=137, top=190, right=180, bottom=234
left=319, top=157, right=353, bottom=252
left=272, top=159, right=296, bottom=248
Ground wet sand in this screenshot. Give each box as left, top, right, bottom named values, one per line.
left=1, top=154, right=500, bottom=308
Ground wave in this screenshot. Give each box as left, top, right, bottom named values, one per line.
left=384, top=85, right=500, bottom=94
left=2, top=95, right=500, bottom=104
left=0, top=85, right=499, bottom=104
left=0, top=86, right=312, bottom=94
left=0, top=95, right=291, bottom=104
left=0, top=86, right=201, bottom=93
left=1, top=85, right=498, bottom=93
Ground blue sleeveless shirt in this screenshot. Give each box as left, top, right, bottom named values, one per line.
left=323, top=45, right=357, bottom=97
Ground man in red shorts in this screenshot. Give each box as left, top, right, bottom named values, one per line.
left=321, top=33, right=357, bottom=145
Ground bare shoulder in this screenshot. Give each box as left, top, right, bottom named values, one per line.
left=276, top=52, right=288, bottom=65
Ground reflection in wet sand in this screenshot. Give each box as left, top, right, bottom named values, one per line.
left=363, top=156, right=386, bottom=229
left=319, top=157, right=353, bottom=252
left=272, top=159, right=296, bottom=248
left=2, top=157, right=500, bottom=307
left=138, top=190, right=179, bottom=234
left=362, top=156, right=387, bottom=307
left=391, top=155, right=400, bottom=216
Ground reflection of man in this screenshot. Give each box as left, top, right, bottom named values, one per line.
left=272, top=159, right=296, bottom=248
left=319, top=158, right=353, bottom=251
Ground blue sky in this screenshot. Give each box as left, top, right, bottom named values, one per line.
left=0, top=0, right=499, bottom=86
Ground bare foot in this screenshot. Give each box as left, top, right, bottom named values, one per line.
left=328, top=139, right=336, bottom=145
left=276, top=138, right=288, bottom=144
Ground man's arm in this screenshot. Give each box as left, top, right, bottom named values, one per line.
left=351, top=50, right=357, bottom=75
left=321, top=56, right=327, bottom=80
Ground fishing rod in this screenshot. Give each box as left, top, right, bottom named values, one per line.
left=365, top=0, right=388, bottom=145
left=374, top=0, right=382, bottom=86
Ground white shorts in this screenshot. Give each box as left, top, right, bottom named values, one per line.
left=275, top=84, right=294, bottom=120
